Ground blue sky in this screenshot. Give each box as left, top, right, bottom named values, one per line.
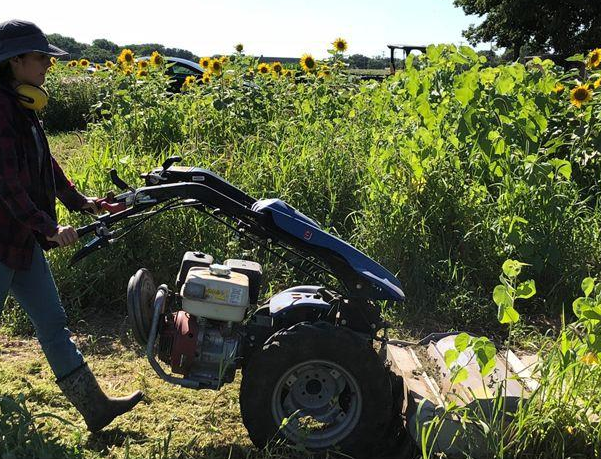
left=4, top=0, right=489, bottom=58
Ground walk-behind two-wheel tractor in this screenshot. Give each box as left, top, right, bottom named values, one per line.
left=74, top=158, right=534, bottom=458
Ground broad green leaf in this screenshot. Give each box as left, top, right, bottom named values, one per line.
left=493, top=285, right=512, bottom=308
left=502, top=259, right=526, bottom=278
left=549, top=159, right=572, bottom=180
left=301, top=99, right=312, bottom=115
left=459, top=45, right=479, bottom=62
left=495, top=74, right=515, bottom=95
left=451, top=367, right=469, bottom=385
left=455, top=71, right=479, bottom=107
left=444, top=349, right=460, bottom=368
left=565, top=54, right=584, bottom=62
left=476, top=342, right=497, bottom=377
left=582, top=306, right=601, bottom=321
left=426, top=44, right=441, bottom=62
left=573, top=297, right=595, bottom=319
left=582, top=277, right=595, bottom=297
left=455, top=86, right=475, bottom=107
left=455, top=333, right=471, bottom=352
left=498, top=304, right=520, bottom=324
left=515, top=280, right=536, bottom=299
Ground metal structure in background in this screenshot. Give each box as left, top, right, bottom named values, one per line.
left=387, top=44, right=427, bottom=74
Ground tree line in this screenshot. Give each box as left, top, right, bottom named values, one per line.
left=46, top=33, right=412, bottom=69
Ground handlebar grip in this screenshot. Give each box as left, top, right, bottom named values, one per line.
left=76, top=223, right=98, bottom=238
left=99, top=201, right=126, bottom=214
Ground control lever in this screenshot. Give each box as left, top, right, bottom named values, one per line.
left=110, top=169, right=133, bottom=191
left=161, top=156, right=182, bottom=172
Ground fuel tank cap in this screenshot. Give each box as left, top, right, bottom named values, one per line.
left=209, top=264, right=231, bottom=277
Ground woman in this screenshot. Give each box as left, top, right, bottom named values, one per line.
left=0, top=19, right=143, bottom=432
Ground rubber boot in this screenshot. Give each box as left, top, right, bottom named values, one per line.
left=57, top=363, right=144, bottom=432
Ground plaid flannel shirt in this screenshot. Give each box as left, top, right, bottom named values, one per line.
left=0, top=88, right=86, bottom=270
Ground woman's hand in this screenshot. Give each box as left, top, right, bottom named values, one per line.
left=47, top=225, right=78, bottom=247
left=81, top=196, right=100, bottom=214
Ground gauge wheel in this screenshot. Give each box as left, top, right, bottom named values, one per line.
left=127, top=268, right=156, bottom=346
left=240, top=322, right=393, bottom=458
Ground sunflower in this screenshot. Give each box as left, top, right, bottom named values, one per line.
left=67, top=60, right=77, bottom=68
left=79, top=59, right=90, bottom=67
left=271, top=61, right=283, bottom=74
left=199, top=57, right=211, bottom=69
left=122, top=67, right=132, bottom=76
left=570, top=84, right=593, bottom=108
left=318, top=66, right=332, bottom=79
left=581, top=352, right=599, bottom=366
left=235, top=43, right=244, bottom=53
left=149, top=51, right=163, bottom=66
left=208, top=59, right=222, bottom=76
left=552, top=83, right=565, bottom=94
left=138, top=60, right=149, bottom=69
left=220, top=55, right=229, bottom=64
left=202, top=74, right=211, bottom=84
left=257, top=63, right=271, bottom=75
left=181, top=75, right=197, bottom=91
left=332, top=38, right=348, bottom=53
left=587, top=48, right=601, bottom=69
left=118, top=48, right=135, bottom=65
left=105, top=61, right=115, bottom=69
left=137, top=69, right=148, bottom=78
left=595, top=78, right=601, bottom=89
left=300, top=54, right=316, bottom=72
left=95, top=64, right=101, bottom=70
left=50, top=57, right=57, bottom=66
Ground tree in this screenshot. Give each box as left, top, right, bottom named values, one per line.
left=92, top=39, right=119, bottom=53
left=454, top=0, right=601, bottom=59
left=82, top=46, right=115, bottom=63
left=46, top=34, right=86, bottom=60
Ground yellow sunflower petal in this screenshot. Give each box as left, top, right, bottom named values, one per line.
left=332, top=37, right=348, bottom=53
left=300, top=53, right=316, bottom=72
left=570, top=84, right=593, bottom=108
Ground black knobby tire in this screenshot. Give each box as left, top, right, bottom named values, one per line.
left=240, top=322, right=394, bottom=458
left=127, top=268, right=156, bottom=346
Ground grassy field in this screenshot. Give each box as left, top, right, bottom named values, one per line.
left=3, top=44, right=601, bottom=458
left=0, top=317, right=325, bottom=459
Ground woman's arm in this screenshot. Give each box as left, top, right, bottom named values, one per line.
left=0, top=109, right=58, bottom=237
left=50, top=155, right=89, bottom=211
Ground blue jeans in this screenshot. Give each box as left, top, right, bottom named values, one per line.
left=0, top=243, right=84, bottom=379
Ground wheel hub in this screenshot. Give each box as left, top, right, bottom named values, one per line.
left=287, top=366, right=338, bottom=410
left=272, top=359, right=362, bottom=448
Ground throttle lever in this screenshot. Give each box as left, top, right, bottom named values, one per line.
left=161, top=156, right=182, bottom=171
left=110, top=169, right=133, bottom=191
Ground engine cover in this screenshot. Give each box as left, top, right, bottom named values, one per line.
left=158, top=311, right=199, bottom=375
left=158, top=311, right=241, bottom=389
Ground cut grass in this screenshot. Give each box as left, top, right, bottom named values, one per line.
left=0, top=328, right=335, bottom=459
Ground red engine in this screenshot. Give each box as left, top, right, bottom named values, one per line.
left=158, top=311, right=199, bottom=376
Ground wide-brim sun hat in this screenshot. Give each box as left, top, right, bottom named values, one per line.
left=0, top=19, right=68, bottom=62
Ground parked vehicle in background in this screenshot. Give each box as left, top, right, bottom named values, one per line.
left=139, top=56, right=205, bottom=91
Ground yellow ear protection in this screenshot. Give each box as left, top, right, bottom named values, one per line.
left=15, top=84, right=49, bottom=111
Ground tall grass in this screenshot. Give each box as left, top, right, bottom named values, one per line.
left=24, top=45, right=600, bottom=331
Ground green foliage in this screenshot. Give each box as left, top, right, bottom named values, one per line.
left=0, top=394, right=79, bottom=459
left=444, top=332, right=497, bottom=384
left=493, top=260, right=536, bottom=324
left=45, top=33, right=199, bottom=62
left=5, top=44, right=601, bottom=333
left=41, top=65, right=101, bottom=132
left=454, top=0, right=601, bottom=57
